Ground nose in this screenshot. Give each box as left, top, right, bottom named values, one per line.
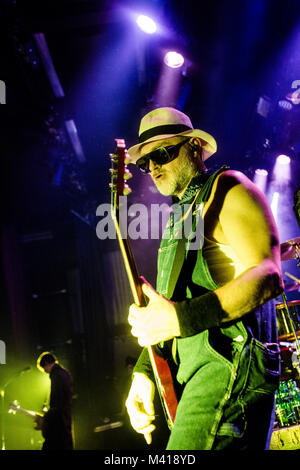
left=148, top=159, right=159, bottom=173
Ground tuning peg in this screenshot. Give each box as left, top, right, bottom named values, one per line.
left=109, top=168, right=118, bottom=178
left=125, top=151, right=132, bottom=165
left=109, top=182, right=117, bottom=191
left=123, top=184, right=132, bottom=196
left=109, top=153, right=118, bottom=162
left=124, top=168, right=133, bottom=180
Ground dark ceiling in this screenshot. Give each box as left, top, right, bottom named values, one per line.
left=1, top=0, right=300, bottom=239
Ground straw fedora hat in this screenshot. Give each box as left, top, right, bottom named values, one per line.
left=127, top=107, right=217, bottom=163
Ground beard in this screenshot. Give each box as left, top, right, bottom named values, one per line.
left=152, top=151, right=197, bottom=198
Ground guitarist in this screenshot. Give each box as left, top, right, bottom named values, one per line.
left=36, top=352, right=73, bottom=450
left=125, top=107, right=283, bottom=450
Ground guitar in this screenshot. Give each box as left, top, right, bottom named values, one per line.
left=9, top=400, right=44, bottom=431
left=110, top=138, right=178, bottom=429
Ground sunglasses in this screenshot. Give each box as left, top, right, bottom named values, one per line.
left=136, top=139, right=190, bottom=174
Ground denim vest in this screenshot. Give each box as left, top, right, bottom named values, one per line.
left=156, top=168, right=278, bottom=385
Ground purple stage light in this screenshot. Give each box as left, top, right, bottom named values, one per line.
left=34, top=33, right=65, bottom=98
left=276, top=154, right=291, bottom=165
left=164, top=51, right=184, bottom=68
left=272, top=154, right=291, bottom=187
left=253, top=169, right=268, bottom=193
left=136, top=15, right=157, bottom=34
left=255, top=169, right=268, bottom=175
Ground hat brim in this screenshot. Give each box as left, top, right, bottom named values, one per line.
left=127, top=129, right=217, bottom=164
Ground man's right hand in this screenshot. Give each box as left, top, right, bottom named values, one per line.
left=34, top=413, right=44, bottom=431
left=125, top=372, right=156, bottom=444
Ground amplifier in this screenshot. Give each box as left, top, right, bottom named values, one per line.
left=270, top=425, right=300, bottom=450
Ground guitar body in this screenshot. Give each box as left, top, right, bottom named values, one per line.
left=110, top=139, right=178, bottom=429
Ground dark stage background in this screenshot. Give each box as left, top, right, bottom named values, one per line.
left=0, top=0, right=300, bottom=450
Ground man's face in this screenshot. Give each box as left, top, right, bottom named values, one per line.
left=43, top=363, right=54, bottom=374
left=139, top=138, right=197, bottom=198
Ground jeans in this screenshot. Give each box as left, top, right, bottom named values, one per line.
left=166, top=336, right=280, bottom=450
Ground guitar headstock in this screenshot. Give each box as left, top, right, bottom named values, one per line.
left=8, top=400, right=36, bottom=417
left=8, top=400, right=20, bottom=414
left=110, top=138, right=132, bottom=211
left=109, top=139, right=145, bottom=306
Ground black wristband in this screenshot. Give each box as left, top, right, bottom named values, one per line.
left=133, top=347, right=154, bottom=379
left=175, top=291, right=225, bottom=337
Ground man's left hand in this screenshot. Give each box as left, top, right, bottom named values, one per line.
left=128, top=278, right=180, bottom=346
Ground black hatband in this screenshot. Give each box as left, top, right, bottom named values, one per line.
left=139, top=124, right=192, bottom=143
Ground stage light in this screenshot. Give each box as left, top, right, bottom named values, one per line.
left=276, top=154, right=291, bottom=165
left=255, top=169, right=268, bottom=176
left=164, top=51, right=184, bottom=69
left=271, top=154, right=291, bottom=187
left=256, top=95, right=272, bottom=118
left=34, top=33, right=64, bottom=98
left=154, top=52, right=183, bottom=106
left=136, top=15, right=157, bottom=34
left=253, top=169, right=268, bottom=193
left=276, top=154, right=291, bottom=180
left=278, top=100, right=293, bottom=111
left=64, top=119, right=86, bottom=163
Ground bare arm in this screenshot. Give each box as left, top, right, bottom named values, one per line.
left=213, top=170, right=283, bottom=321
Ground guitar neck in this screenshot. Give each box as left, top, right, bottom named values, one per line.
left=10, top=407, right=36, bottom=418
left=114, top=212, right=144, bottom=306
left=20, top=409, right=36, bottom=417
left=110, top=138, right=177, bottom=429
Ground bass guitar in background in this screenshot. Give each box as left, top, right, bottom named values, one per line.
left=8, top=400, right=45, bottom=435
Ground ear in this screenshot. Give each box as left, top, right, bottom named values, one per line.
left=190, top=137, right=202, bottom=149
left=189, top=138, right=202, bottom=158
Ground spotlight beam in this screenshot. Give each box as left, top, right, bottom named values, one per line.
left=272, top=154, right=291, bottom=185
